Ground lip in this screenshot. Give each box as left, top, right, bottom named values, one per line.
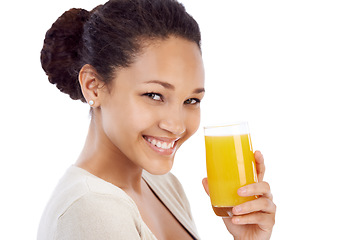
left=142, top=135, right=180, bottom=156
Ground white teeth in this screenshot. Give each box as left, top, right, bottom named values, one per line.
left=145, top=136, right=176, bottom=150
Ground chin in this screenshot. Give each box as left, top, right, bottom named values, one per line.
left=144, top=160, right=174, bottom=175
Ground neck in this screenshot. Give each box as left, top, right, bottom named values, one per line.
left=75, top=114, right=143, bottom=192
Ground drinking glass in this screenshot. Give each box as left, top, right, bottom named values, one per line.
left=204, top=122, right=258, bottom=217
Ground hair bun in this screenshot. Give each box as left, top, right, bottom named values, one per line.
left=41, top=8, right=90, bottom=102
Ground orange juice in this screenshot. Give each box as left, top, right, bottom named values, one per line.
left=205, top=134, right=258, bottom=217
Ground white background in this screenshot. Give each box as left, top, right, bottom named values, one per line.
left=1, top=0, right=359, bottom=239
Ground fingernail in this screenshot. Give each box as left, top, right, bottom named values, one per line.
left=238, top=187, right=247, bottom=195
left=233, top=206, right=242, bottom=214
left=233, top=218, right=240, bottom=224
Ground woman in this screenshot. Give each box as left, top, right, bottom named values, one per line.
left=38, top=0, right=276, bottom=239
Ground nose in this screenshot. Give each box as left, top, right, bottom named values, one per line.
left=159, top=107, right=186, bottom=136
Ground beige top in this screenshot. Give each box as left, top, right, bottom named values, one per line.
left=37, top=166, right=199, bottom=240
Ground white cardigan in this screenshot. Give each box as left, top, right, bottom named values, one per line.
left=37, top=166, right=199, bottom=239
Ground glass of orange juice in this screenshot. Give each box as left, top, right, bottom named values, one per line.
left=204, top=122, right=258, bottom=217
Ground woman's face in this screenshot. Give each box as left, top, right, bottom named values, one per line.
left=99, top=37, right=205, bottom=175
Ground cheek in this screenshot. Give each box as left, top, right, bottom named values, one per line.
left=100, top=97, right=136, bottom=142
left=100, top=105, right=128, bottom=144
left=104, top=101, right=156, bottom=138
left=126, top=105, right=159, bottom=133
left=185, top=109, right=201, bottom=136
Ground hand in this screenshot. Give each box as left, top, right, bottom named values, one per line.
left=202, top=151, right=276, bottom=240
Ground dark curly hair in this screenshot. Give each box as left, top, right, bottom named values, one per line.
left=41, top=0, right=201, bottom=102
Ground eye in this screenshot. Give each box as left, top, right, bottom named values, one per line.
left=184, top=98, right=200, bottom=105
left=143, top=92, right=163, bottom=101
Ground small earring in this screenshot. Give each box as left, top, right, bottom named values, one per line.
left=88, top=100, right=94, bottom=106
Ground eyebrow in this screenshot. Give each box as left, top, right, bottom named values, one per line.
left=145, top=80, right=175, bottom=90
left=144, top=80, right=205, bottom=94
left=193, top=87, right=205, bottom=94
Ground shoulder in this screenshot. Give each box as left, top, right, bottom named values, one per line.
left=38, top=166, right=145, bottom=240
left=55, top=191, right=142, bottom=239
left=43, top=166, right=137, bottom=218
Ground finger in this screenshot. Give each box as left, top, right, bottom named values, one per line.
left=231, top=212, right=275, bottom=232
left=237, top=181, right=273, bottom=200
left=254, top=150, right=265, bottom=181
left=202, top=177, right=210, bottom=196
left=232, top=197, right=276, bottom=215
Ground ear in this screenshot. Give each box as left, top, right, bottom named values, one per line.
left=78, top=64, right=104, bottom=107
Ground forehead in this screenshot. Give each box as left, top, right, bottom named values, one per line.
left=112, top=37, right=205, bottom=89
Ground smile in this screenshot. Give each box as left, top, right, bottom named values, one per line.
left=143, top=136, right=178, bottom=150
